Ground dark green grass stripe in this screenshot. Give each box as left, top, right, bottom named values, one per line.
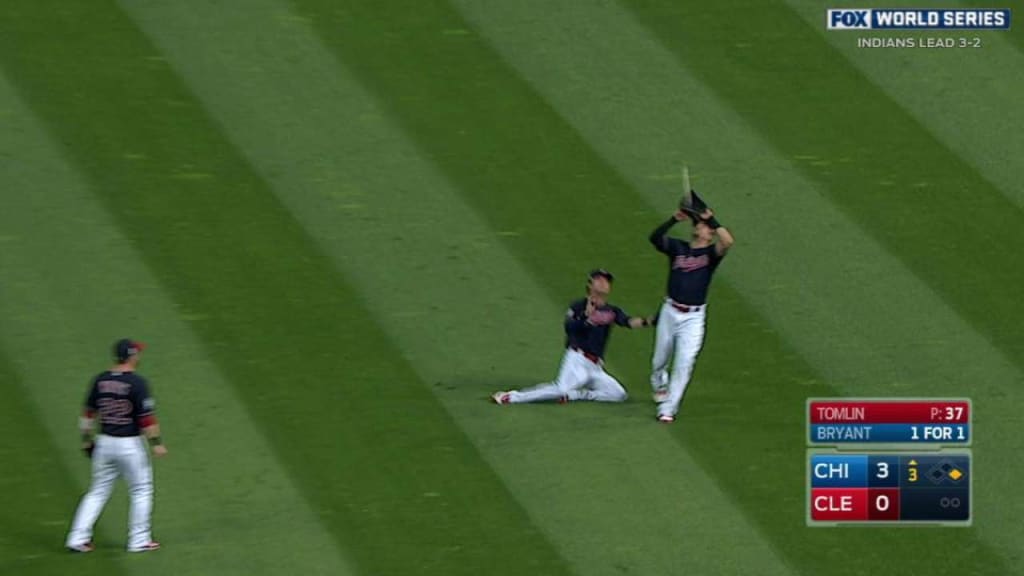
left=0, top=346, right=133, bottom=573
left=288, top=0, right=1010, bottom=573
left=620, top=0, right=1024, bottom=367
left=0, top=3, right=572, bottom=575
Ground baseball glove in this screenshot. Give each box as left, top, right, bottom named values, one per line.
left=679, top=189, right=710, bottom=220
left=82, top=442, right=94, bottom=459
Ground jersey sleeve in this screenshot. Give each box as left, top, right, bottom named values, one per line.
left=613, top=306, right=632, bottom=327
left=564, top=300, right=588, bottom=333
left=709, top=245, right=726, bottom=269
left=85, top=378, right=99, bottom=411
left=132, top=378, right=156, bottom=426
left=649, top=217, right=678, bottom=254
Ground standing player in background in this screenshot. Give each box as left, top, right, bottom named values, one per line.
left=66, top=339, right=166, bottom=553
left=492, top=269, right=654, bottom=405
left=649, top=207, right=734, bottom=422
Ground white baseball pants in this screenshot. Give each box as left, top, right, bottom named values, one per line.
left=509, top=349, right=628, bottom=403
left=650, top=299, right=707, bottom=418
left=66, top=434, right=154, bottom=551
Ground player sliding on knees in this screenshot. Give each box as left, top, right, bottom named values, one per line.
left=493, top=269, right=654, bottom=405
left=648, top=197, right=734, bottom=423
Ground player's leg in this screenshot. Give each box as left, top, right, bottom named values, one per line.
left=121, top=437, right=155, bottom=551
left=657, top=310, right=707, bottom=420
left=506, top=350, right=586, bottom=403
left=649, top=302, right=678, bottom=400
left=571, top=368, right=628, bottom=402
left=66, top=436, right=120, bottom=548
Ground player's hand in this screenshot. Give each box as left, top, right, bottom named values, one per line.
left=699, top=208, right=714, bottom=220
left=152, top=445, right=168, bottom=458
left=673, top=210, right=689, bottom=221
left=585, top=299, right=595, bottom=318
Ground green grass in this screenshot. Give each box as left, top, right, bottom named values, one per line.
left=0, top=349, right=132, bottom=576
left=0, top=0, right=1021, bottom=574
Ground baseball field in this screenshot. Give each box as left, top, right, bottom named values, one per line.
left=1, top=0, right=1022, bottom=574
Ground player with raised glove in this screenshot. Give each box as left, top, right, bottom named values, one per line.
left=648, top=195, right=734, bottom=423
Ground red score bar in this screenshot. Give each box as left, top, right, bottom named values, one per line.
left=809, top=400, right=969, bottom=424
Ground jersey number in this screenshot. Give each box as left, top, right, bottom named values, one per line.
left=97, top=398, right=134, bottom=425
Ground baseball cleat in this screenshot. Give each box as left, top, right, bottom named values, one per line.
left=67, top=541, right=94, bottom=553
left=492, top=391, right=512, bottom=405
left=652, top=388, right=669, bottom=403
left=657, top=414, right=675, bottom=423
left=128, top=541, right=161, bottom=553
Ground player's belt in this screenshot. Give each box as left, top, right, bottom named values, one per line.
left=570, top=346, right=603, bottom=365
left=669, top=300, right=705, bottom=313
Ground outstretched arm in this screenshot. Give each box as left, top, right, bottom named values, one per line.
left=614, top=307, right=655, bottom=329
left=627, top=316, right=655, bottom=329
left=649, top=211, right=688, bottom=253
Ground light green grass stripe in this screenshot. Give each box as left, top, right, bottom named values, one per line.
left=783, top=0, right=1024, bottom=208
left=115, top=1, right=794, bottom=574
left=450, top=0, right=1023, bottom=560
left=0, top=71, right=355, bottom=576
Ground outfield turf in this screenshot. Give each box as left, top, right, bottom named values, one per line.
left=1, top=1, right=1021, bottom=574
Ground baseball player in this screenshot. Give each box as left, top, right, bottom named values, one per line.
left=649, top=207, right=734, bottom=422
left=65, top=339, right=166, bottom=553
left=492, top=269, right=654, bottom=405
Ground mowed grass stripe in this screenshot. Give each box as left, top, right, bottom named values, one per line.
left=785, top=0, right=1024, bottom=209
left=276, top=1, right=1007, bottom=574
left=450, top=0, right=1023, bottom=564
left=0, top=3, right=572, bottom=575
left=114, top=2, right=793, bottom=574
left=0, top=71, right=356, bottom=576
left=0, top=349, right=133, bottom=576
left=620, top=0, right=1024, bottom=368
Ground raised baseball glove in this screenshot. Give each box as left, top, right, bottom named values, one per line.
left=679, top=189, right=710, bottom=221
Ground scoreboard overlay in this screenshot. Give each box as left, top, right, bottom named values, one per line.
left=807, top=398, right=971, bottom=449
left=806, top=450, right=972, bottom=526
left=806, top=398, right=972, bottom=527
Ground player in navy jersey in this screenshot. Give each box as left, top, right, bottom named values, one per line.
left=66, top=339, right=166, bottom=553
left=492, top=269, right=654, bottom=405
left=648, top=208, right=734, bottom=422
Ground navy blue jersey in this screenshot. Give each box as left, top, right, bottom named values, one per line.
left=86, top=371, right=155, bottom=437
left=564, top=298, right=633, bottom=359
left=650, top=218, right=725, bottom=305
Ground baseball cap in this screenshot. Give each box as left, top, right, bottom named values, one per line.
left=588, top=269, right=614, bottom=282
left=114, top=338, right=146, bottom=361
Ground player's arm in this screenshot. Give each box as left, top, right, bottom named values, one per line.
left=714, top=225, right=734, bottom=257
left=699, top=209, right=734, bottom=257
left=615, top=307, right=655, bottom=329
left=627, top=316, right=655, bottom=329
left=80, top=383, right=98, bottom=454
left=649, top=211, right=688, bottom=253
left=135, top=382, right=167, bottom=457
left=141, top=422, right=167, bottom=457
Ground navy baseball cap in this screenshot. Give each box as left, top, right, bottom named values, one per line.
left=114, top=338, right=146, bottom=361
left=588, top=269, right=614, bottom=282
